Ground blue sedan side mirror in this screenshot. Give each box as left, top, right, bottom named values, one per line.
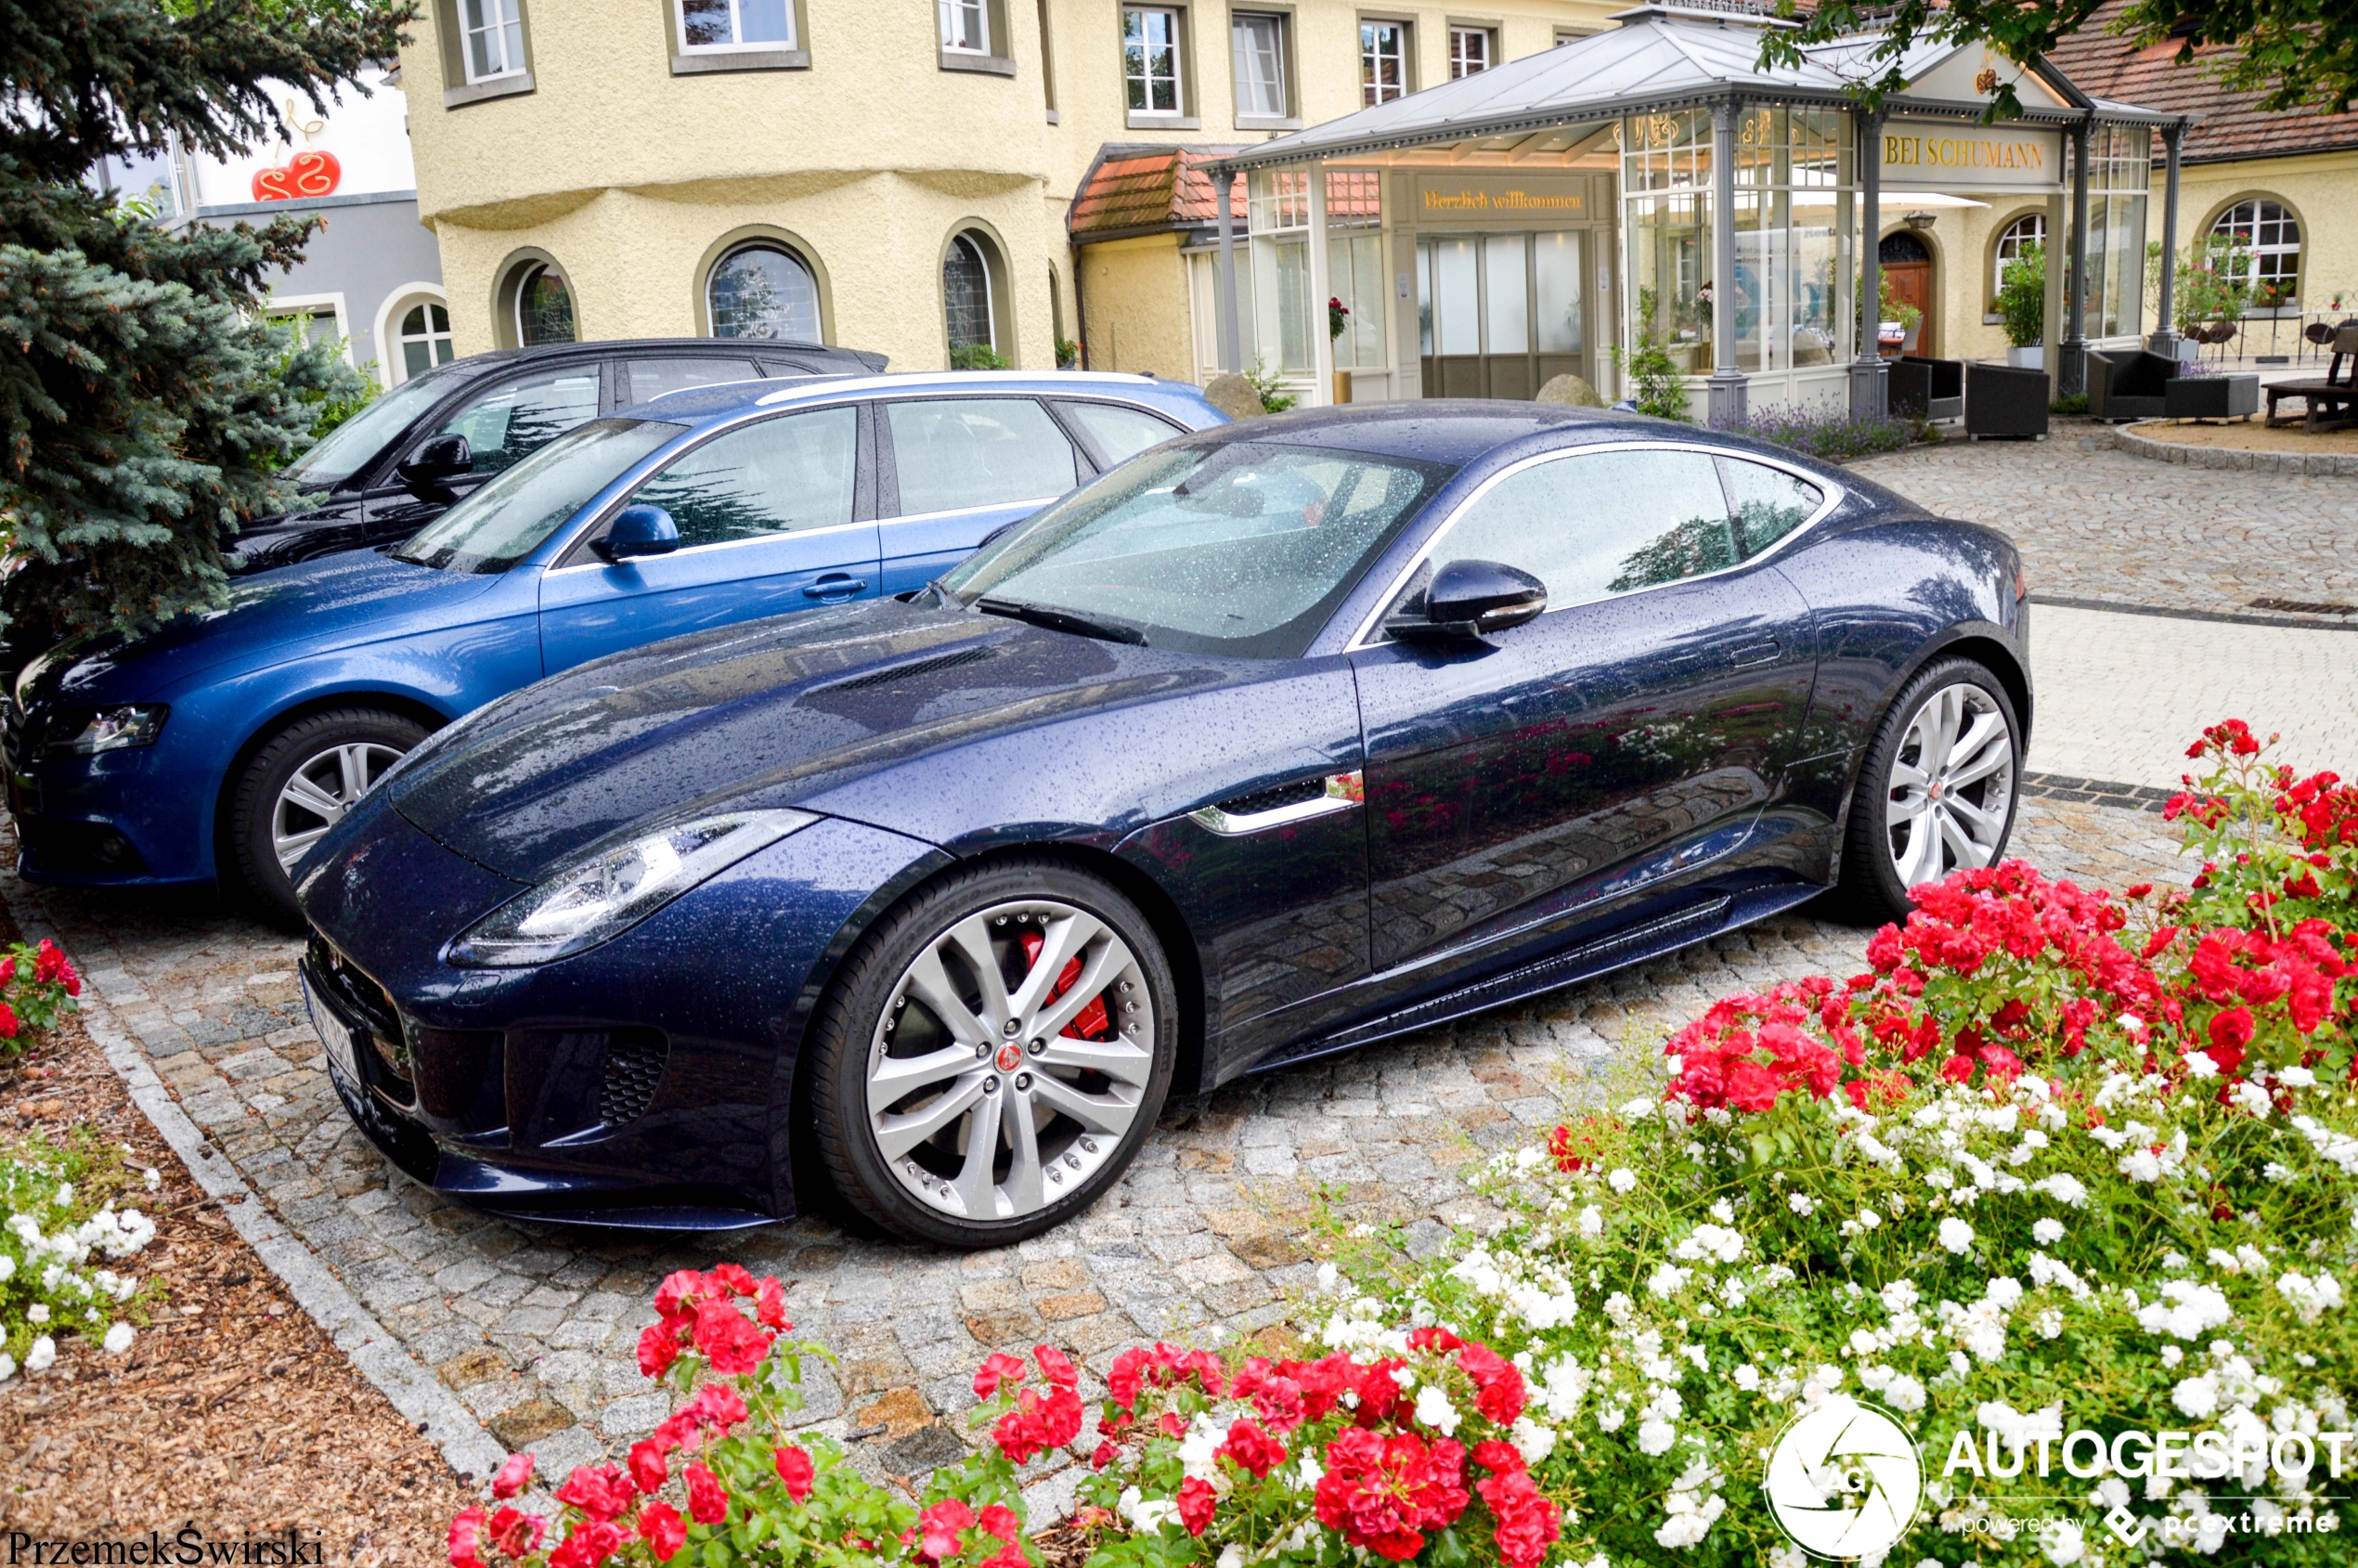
left=596, top=504, right=680, bottom=564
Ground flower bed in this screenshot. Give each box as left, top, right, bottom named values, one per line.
left=450, top=722, right=2355, bottom=1568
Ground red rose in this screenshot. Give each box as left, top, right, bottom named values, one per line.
left=709, top=1262, right=758, bottom=1296
left=775, top=1444, right=815, bottom=1503
left=553, top=1463, right=632, bottom=1523
left=489, top=1507, right=545, bottom=1559
left=1475, top=1470, right=1561, bottom=1568
left=491, top=1451, right=535, bottom=1500
left=1471, top=1441, right=1524, bottom=1475
left=447, top=1507, right=488, bottom=1568
left=978, top=1543, right=1030, bottom=1568
left=919, top=1499, right=975, bottom=1562
left=638, top=1322, right=679, bottom=1379
left=978, top=1505, right=1021, bottom=1543
left=692, top=1297, right=773, bottom=1376
left=638, top=1503, right=688, bottom=1562
left=685, top=1461, right=729, bottom=1525
left=1033, top=1344, right=1079, bottom=1389
left=1092, top=1441, right=1118, bottom=1469
left=629, top=1439, right=669, bottom=1495
left=548, top=1521, right=625, bottom=1568
left=653, top=1269, right=711, bottom=1326
left=1219, top=1417, right=1288, bottom=1479
left=975, top=1351, right=1029, bottom=1400
left=754, top=1276, right=791, bottom=1331
left=1177, top=1476, right=1218, bottom=1536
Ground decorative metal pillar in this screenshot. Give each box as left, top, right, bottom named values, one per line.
left=1850, top=104, right=1886, bottom=420
left=2061, top=117, right=2092, bottom=398
left=1215, top=168, right=1242, bottom=374
left=1706, top=98, right=1748, bottom=424
left=1307, top=164, right=1333, bottom=407
left=2147, top=122, right=2185, bottom=357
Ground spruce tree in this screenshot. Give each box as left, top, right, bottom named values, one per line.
left=0, top=0, right=413, bottom=651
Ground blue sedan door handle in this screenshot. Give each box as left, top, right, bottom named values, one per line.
left=803, top=574, right=868, bottom=601
left=1729, top=640, right=1781, bottom=668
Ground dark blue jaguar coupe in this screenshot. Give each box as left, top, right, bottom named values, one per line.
left=297, top=403, right=2029, bottom=1246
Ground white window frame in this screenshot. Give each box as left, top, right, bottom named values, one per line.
left=460, top=0, right=526, bottom=83
left=1449, top=26, right=1492, bottom=79
left=1361, top=19, right=1408, bottom=106
left=675, top=0, right=797, bottom=53
left=1231, top=11, right=1289, bottom=121
left=1124, top=6, right=1185, bottom=117
left=373, top=283, right=453, bottom=385
left=939, top=0, right=990, bottom=55
left=265, top=292, right=354, bottom=365
left=2209, top=198, right=2301, bottom=302
left=1995, top=213, right=2044, bottom=268
left=387, top=292, right=456, bottom=383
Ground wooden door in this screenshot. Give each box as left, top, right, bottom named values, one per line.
left=1878, top=231, right=1934, bottom=358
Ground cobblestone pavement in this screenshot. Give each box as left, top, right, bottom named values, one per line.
left=12, top=433, right=2347, bottom=1502
left=1855, top=426, right=2358, bottom=622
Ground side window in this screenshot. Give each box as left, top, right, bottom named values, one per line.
left=1720, top=459, right=1823, bottom=559
left=1057, top=401, right=1184, bottom=467
left=886, top=399, right=1077, bottom=516
left=1434, top=448, right=1732, bottom=611
left=435, top=369, right=602, bottom=477
left=626, top=357, right=763, bottom=405
left=628, top=407, right=858, bottom=549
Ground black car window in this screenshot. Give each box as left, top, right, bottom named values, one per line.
left=942, top=440, right=1452, bottom=659
left=434, top=367, right=602, bottom=478
left=626, top=357, right=764, bottom=405
left=284, top=371, right=452, bottom=486
left=1056, top=401, right=1183, bottom=466
left=886, top=398, right=1076, bottom=516
left=1720, top=458, right=1824, bottom=559
left=1434, top=447, right=1735, bottom=610
left=627, top=407, right=858, bottom=549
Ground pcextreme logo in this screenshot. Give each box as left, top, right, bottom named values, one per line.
left=1765, top=1396, right=1926, bottom=1562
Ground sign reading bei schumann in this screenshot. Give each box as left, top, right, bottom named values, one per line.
left=1878, top=123, right=2063, bottom=189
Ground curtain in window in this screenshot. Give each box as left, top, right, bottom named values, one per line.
left=1232, top=14, right=1285, bottom=116
left=710, top=245, right=821, bottom=341
left=943, top=236, right=994, bottom=352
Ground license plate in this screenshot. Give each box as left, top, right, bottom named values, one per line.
left=299, top=968, right=362, bottom=1086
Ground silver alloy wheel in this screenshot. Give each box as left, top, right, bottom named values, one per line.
left=271, top=742, right=406, bottom=874
left=1885, top=682, right=2015, bottom=888
left=865, top=898, right=1155, bottom=1223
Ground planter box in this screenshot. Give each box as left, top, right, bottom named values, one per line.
left=2166, top=373, right=2261, bottom=421
left=2005, top=345, right=2043, bottom=369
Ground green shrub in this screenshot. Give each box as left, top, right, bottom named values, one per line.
left=1247, top=356, right=1298, bottom=414
left=1995, top=244, right=2046, bottom=351
left=1, top=1129, right=162, bottom=1380
left=951, top=343, right=1014, bottom=371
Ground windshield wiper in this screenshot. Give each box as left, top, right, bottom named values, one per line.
left=976, top=597, right=1148, bottom=646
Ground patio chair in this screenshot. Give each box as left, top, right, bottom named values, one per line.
left=1965, top=361, right=2050, bottom=439
left=1889, top=356, right=1964, bottom=421
left=2086, top=348, right=2178, bottom=421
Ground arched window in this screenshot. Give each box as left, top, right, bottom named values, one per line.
left=2209, top=199, right=2300, bottom=305
left=708, top=243, right=822, bottom=342
left=1995, top=214, right=2043, bottom=270
left=514, top=262, right=577, bottom=345
left=395, top=298, right=456, bottom=381
left=943, top=233, right=996, bottom=356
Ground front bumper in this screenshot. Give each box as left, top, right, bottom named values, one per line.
left=3, top=697, right=214, bottom=887
left=298, top=798, right=946, bottom=1228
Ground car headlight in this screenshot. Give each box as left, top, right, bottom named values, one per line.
left=46, top=705, right=169, bottom=756
left=447, top=809, right=819, bottom=968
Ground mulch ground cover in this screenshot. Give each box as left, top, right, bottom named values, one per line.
left=0, top=912, right=473, bottom=1561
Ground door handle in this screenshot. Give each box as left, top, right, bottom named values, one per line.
left=1729, top=641, right=1781, bottom=668
left=802, top=576, right=868, bottom=600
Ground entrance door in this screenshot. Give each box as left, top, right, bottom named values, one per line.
left=1879, top=231, right=1934, bottom=357
left=1419, top=231, right=1588, bottom=398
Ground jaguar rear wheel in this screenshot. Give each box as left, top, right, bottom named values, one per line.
left=1836, top=658, right=2021, bottom=925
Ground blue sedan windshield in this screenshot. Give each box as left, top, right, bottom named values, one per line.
left=941, top=441, right=1452, bottom=659
left=392, top=418, right=683, bottom=574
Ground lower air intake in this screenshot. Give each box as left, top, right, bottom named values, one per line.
left=599, top=1035, right=668, bottom=1127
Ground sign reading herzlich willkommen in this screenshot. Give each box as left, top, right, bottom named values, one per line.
left=1878, top=121, right=2064, bottom=190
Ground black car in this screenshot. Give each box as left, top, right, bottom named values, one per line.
left=299, top=403, right=2031, bottom=1245
left=237, top=338, right=887, bottom=574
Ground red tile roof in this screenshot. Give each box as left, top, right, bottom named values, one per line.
left=2044, top=3, right=2358, bottom=164
left=1069, top=147, right=1250, bottom=242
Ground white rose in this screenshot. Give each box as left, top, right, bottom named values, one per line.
left=101, top=1322, right=135, bottom=1355
left=1938, top=1217, right=1976, bottom=1255
left=1609, top=1168, right=1638, bottom=1194
left=1579, top=1205, right=1604, bottom=1238
left=1637, top=1418, right=1678, bottom=1456
left=2040, top=1520, right=2086, bottom=1565
left=25, top=1303, right=47, bottom=1325
left=24, top=1337, right=55, bottom=1374
left=2183, top=1052, right=2220, bottom=1081
left=1510, top=1418, right=1556, bottom=1465
left=1789, top=1193, right=1816, bottom=1215
left=1885, top=1375, right=1927, bottom=1413
left=2033, top=1218, right=2065, bottom=1245
left=2171, top=1376, right=2221, bottom=1419
left=1414, top=1384, right=1461, bottom=1436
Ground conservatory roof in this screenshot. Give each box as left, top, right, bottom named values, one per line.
left=1216, top=6, right=2189, bottom=173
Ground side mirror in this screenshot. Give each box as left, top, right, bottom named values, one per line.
left=1385, top=559, right=1548, bottom=643
left=395, top=433, right=473, bottom=495
left=594, top=504, right=680, bottom=564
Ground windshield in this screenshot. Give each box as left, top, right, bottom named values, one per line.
left=283, top=372, right=455, bottom=487
left=390, top=418, right=683, bottom=574
left=940, top=440, right=1453, bottom=659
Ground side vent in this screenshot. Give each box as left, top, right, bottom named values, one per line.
left=600, top=1035, right=669, bottom=1127
left=810, top=645, right=996, bottom=696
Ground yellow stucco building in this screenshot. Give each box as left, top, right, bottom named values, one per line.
left=395, top=0, right=1625, bottom=375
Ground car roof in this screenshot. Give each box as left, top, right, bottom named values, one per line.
left=1172, top=400, right=1656, bottom=469
left=622, top=369, right=1210, bottom=423
left=395, top=338, right=883, bottom=399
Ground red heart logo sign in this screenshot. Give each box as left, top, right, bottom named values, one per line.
left=250, top=149, right=343, bottom=201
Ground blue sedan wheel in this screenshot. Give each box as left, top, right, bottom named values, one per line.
left=809, top=860, right=1176, bottom=1247
left=229, top=706, right=429, bottom=927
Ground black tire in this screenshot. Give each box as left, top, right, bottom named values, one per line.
left=1833, top=657, right=2023, bottom=926
left=228, top=707, right=429, bottom=927
left=807, top=858, right=1178, bottom=1249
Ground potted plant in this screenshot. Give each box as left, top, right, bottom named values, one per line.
left=1328, top=295, right=1352, bottom=404
left=1876, top=274, right=1922, bottom=357
left=1994, top=240, right=2044, bottom=368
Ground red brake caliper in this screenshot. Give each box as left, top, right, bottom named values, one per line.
left=1018, top=929, right=1112, bottom=1040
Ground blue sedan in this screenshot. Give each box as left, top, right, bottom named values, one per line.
left=3, top=372, right=1224, bottom=917
left=297, top=403, right=2030, bottom=1246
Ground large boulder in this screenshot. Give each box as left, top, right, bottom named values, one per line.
left=1535, top=373, right=1606, bottom=408
left=1202, top=372, right=1267, bottom=421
